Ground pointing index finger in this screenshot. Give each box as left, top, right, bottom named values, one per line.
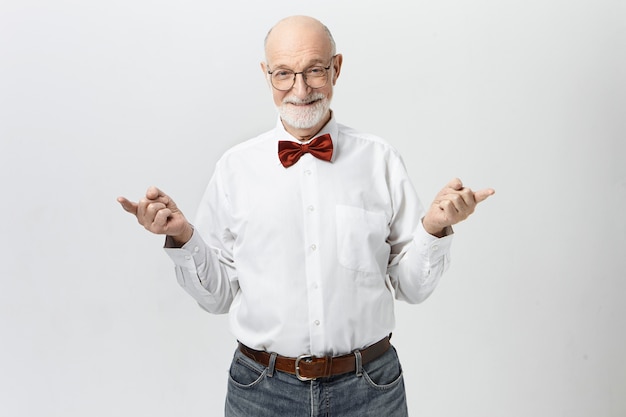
left=117, top=196, right=138, bottom=215
left=474, top=188, right=495, bottom=204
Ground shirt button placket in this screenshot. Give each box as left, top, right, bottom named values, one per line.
left=300, top=160, right=324, bottom=353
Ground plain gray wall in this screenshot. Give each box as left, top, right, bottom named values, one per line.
left=1, top=0, right=624, bottom=416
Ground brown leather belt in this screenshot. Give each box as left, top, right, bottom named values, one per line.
left=238, top=336, right=391, bottom=381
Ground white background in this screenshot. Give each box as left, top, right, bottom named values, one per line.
left=1, top=0, right=625, bottom=416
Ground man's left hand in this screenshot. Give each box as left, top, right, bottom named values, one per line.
left=422, top=178, right=495, bottom=237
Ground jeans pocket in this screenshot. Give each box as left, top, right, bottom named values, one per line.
left=228, top=353, right=267, bottom=389
left=361, top=347, right=404, bottom=390
left=362, top=366, right=404, bottom=390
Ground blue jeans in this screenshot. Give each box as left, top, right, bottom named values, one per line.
left=225, top=344, right=408, bottom=417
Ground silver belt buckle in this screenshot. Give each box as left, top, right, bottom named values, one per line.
left=295, top=354, right=316, bottom=381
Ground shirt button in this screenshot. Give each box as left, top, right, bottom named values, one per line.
left=193, top=246, right=199, bottom=253
left=314, top=320, right=320, bottom=326
left=304, top=169, right=312, bottom=175
left=307, top=205, right=315, bottom=212
left=310, top=244, right=317, bottom=251
left=432, top=245, right=439, bottom=251
left=184, top=255, right=191, bottom=260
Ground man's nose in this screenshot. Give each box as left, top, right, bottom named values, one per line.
left=291, top=72, right=311, bottom=97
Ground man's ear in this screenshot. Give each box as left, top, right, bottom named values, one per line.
left=260, top=62, right=272, bottom=87
left=332, top=54, right=343, bottom=85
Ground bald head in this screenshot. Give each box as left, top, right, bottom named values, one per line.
left=264, top=16, right=336, bottom=60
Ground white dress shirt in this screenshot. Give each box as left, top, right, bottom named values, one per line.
left=165, top=114, right=453, bottom=357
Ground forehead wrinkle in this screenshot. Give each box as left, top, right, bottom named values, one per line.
left=268, top=48, right=329, bottom=70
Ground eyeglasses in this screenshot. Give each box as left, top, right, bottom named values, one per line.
left=267, top=56, right=336, bottom=91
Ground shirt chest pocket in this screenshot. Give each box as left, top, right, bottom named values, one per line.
left=335, top=205, right=390, bottom=274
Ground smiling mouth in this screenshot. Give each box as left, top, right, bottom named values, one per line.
left=292, top=100, right=318, bottom=107
left=285, top=96, right=323, bottom=106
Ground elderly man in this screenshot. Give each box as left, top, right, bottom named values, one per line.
left=119, top=15, right=493, bottom=417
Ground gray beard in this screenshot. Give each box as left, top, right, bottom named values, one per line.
left=278, top=95, right=330, bottom=130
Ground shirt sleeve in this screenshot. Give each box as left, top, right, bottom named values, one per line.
left=388, top=220, right=453, bottom=303
left=385, top=151, right=454, bottom=304
left=163, top=162, right=239, bottom=314
left=163, top=230, right=237, bottom=314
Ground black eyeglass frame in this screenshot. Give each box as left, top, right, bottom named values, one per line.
left=266, top=55, right=337, bottom=91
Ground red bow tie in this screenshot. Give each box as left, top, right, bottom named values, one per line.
left=278, top=134, right=333, bottom=168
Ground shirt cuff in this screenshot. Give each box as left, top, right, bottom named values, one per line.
left=163, top=228, right=206, bottom=268
left=415, top=220, right=453, bottom=259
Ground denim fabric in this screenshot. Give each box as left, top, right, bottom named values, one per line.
left=225, top=344, right=408, bottom=417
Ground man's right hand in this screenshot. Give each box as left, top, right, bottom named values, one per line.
left=117, top=186, right=193, bottom=246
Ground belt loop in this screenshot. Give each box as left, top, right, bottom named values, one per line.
left=354, top=349, right=363, bottom=377
left=267, top=352, right=277, bottom=378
